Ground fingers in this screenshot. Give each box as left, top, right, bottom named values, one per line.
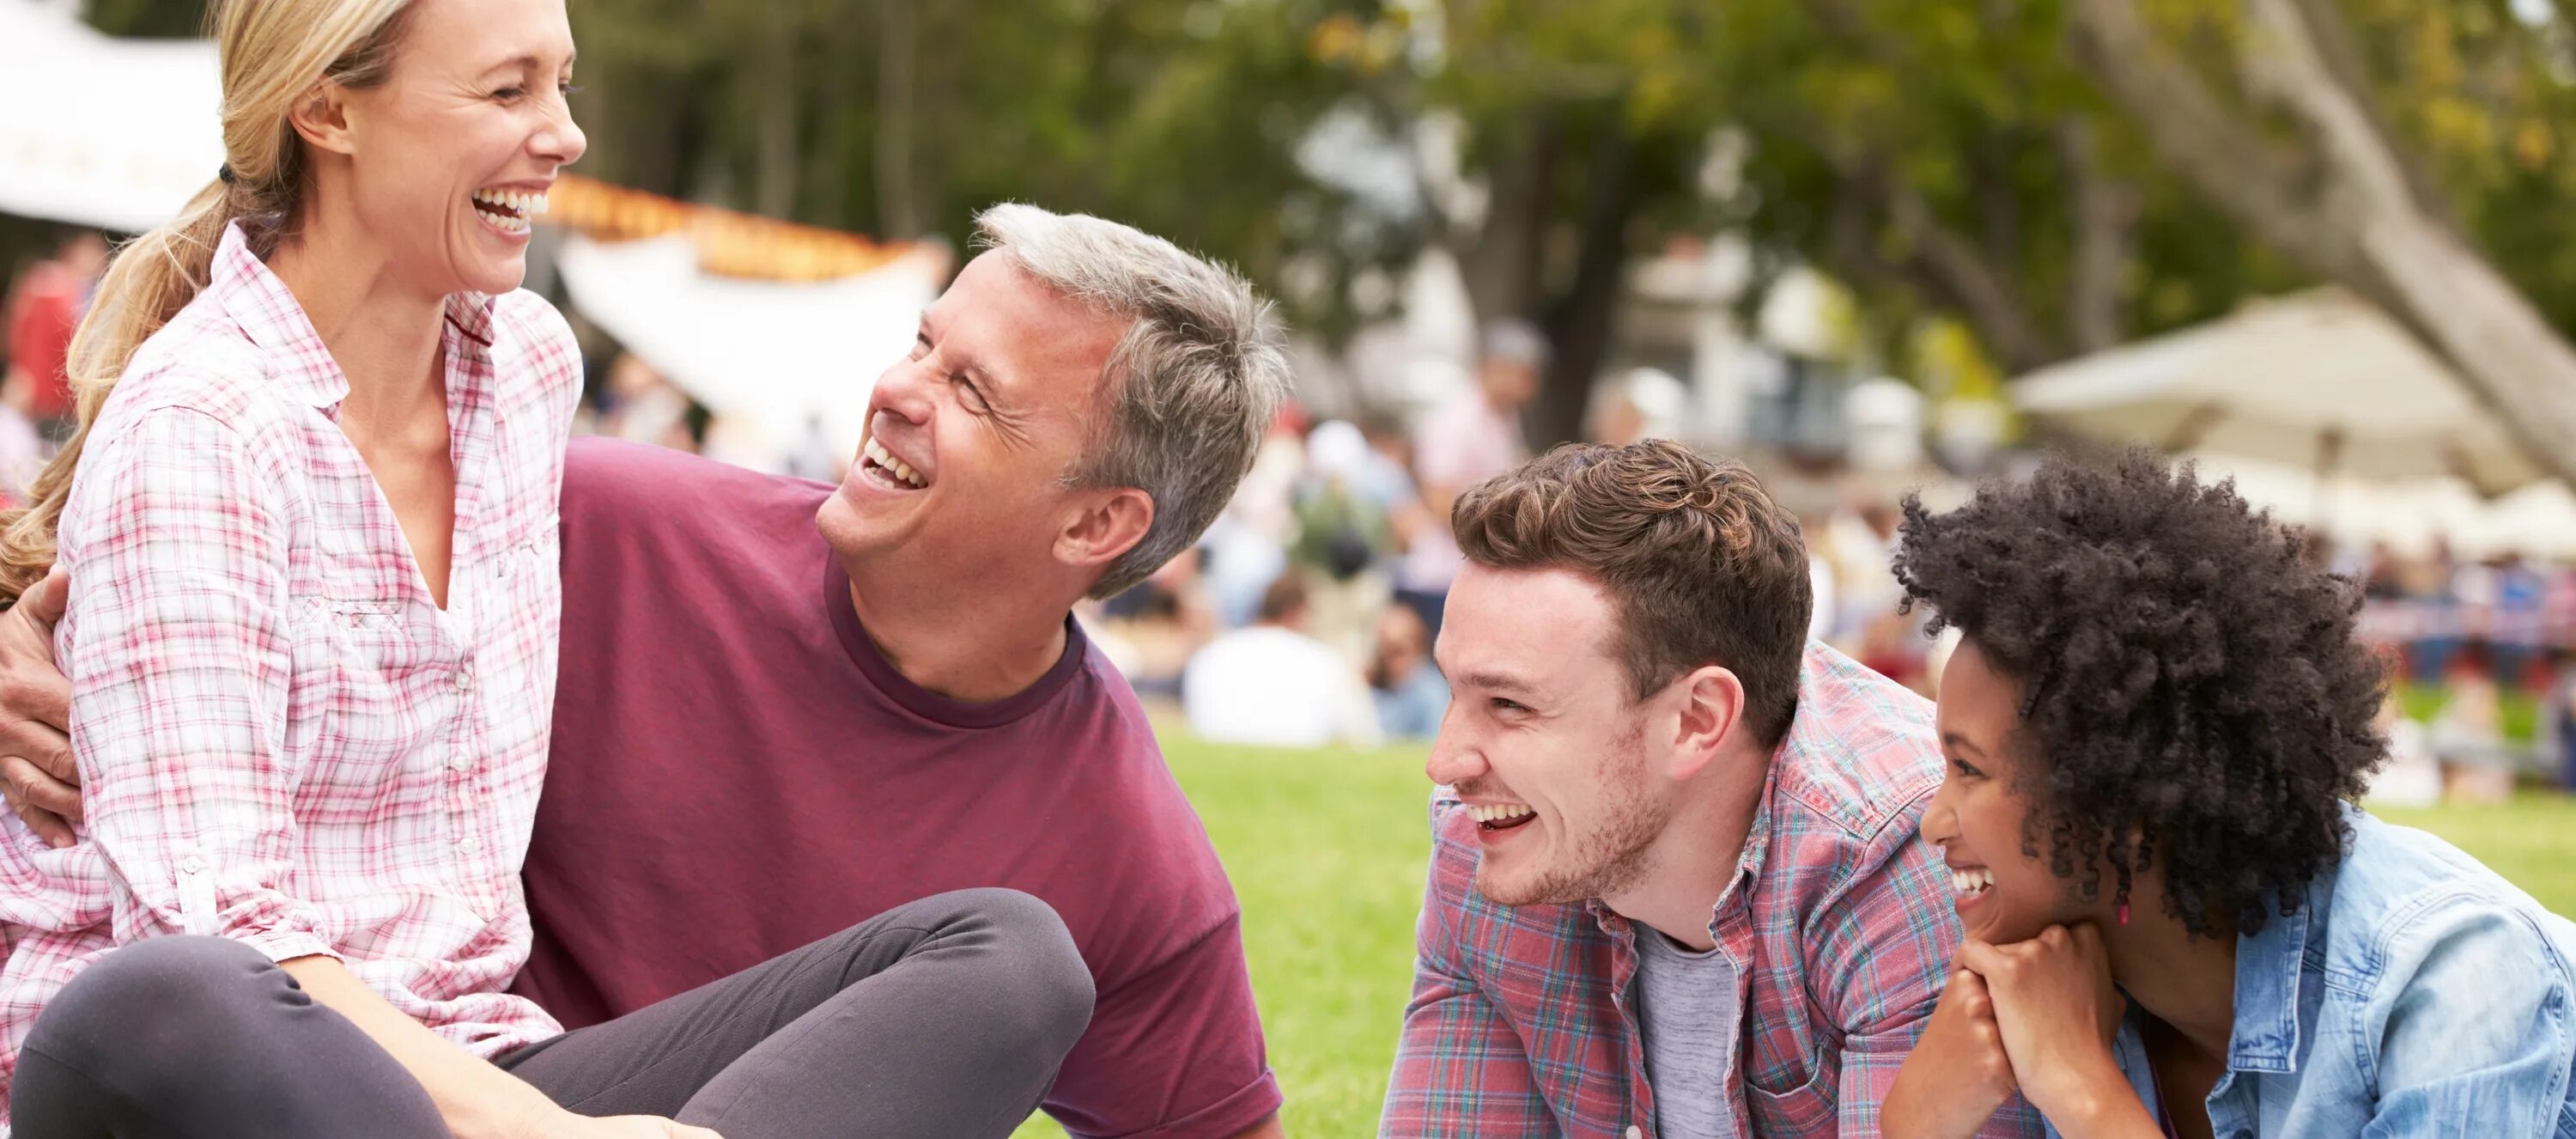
left=1, top=761, right=75, bottom=848
left=28, top=564, right=66, bottom=626
left=1956, top=939, right=2008, bottom=978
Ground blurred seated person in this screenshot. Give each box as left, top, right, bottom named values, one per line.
left=1184, top=572, right=1382, bottom=748
left=1093, top=546, right=1218, bottom=699
left=1291, top=420, right=1394, bottom=663
left=5, top=228, right=108, bottom=437
left=1366, top=604, right=1448, bottom=740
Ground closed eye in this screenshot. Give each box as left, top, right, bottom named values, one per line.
left=1490, top=697, right=1528, bottom=715
left=1951, top=758, right=1984, bottom=779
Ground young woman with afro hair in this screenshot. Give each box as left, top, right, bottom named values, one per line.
left=1879, top=449, right=2576, bottom=1139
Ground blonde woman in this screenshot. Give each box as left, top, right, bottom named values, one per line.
left=0, top=1, right=1092, bottom=1136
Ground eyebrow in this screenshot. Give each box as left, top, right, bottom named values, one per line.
left=484, top=51, right=577, bottom=76
left=1456, top=670, right=1541, bottom=700
left=1940, top=732, right=1987, bottom=758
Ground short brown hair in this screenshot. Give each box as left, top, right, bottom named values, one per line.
left=1452, top=440, right=1812, bottom=744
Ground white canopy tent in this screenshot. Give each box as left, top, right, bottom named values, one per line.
left=2012, top=289, right=2544, bottom=496
left=0, top=0, right=223, bottom=233
left=2013, top=289, right=2576, bottom=561
left=552, top=234, right=942, bottom=460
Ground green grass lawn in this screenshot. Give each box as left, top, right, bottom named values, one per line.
left=1018, top=733, right=2576, bottom=1137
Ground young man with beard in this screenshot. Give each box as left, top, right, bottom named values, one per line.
left=0, top=205, right=1293, bottom=1139
left=1378, top=440, right=2041, bottom=1138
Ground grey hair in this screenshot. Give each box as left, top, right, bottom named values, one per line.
left=973, top=203, right=1291, bottom=599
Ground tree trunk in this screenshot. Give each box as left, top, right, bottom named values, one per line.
left=2069, top=0, right=2576, bottom=486
left=874, top=0, right=920, bottom=238
left=1530, top=122, right=1639, bottom=447
left=2058, top=116, right=2136, bottom=353
left=752, top=4, right=801, bottom=220
left=1455, top=112, right=1559, bottom=331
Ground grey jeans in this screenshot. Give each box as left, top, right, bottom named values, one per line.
left=13, top=887, right=1094, bottom=1139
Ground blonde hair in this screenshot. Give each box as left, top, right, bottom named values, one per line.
left=0, top=0, right=416, bottom=606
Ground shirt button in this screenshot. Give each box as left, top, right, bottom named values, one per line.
left=448, top=752, right=471, bottom=772
left=1626, top=1128, right=1643, bottom=1139
left=179, top=856, right=204, bottom=874
left=453, top=666, right=475, bottom=692
left=458, top=834, right=480, bottom=853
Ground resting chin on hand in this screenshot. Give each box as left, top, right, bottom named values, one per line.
left=0, top=563, right=79, bottom=847
left=1883, top=968, right=2020, bottom=1139
left=1959, top=924, right=2162, bottom=1138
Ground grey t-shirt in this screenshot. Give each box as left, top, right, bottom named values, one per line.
left=1632, top=928, right=1743, bottom=1139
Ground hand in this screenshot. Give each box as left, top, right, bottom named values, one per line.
left=1882, top=969, right=2019, bottom=1139
left=0, top=565, right=76, bottom=848
left=1958, top=923, right=2129, bottom=1122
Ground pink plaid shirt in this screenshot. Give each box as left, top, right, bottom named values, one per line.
left=0, top=222, right=580, bottom=1118
left=1382, top=643, right=2047, bottom=1138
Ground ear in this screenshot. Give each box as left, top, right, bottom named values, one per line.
left=286, top=81, right=361, bottom=159
left=1662, top=664, right=1746, bottom=782
left=1054, top=486, right=1155, bottom=582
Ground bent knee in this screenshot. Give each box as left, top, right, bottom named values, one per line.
left=28, top=936, right=281, bottom=1068
left=951, top=888, right=1094, bottom=1045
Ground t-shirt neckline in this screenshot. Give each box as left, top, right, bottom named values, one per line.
left=823, top=554, right=1087, bottom=728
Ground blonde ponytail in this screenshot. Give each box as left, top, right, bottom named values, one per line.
left=0, top=0, right=416, bottom=608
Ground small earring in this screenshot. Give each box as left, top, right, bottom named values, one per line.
left=2117, top=902, right=2131, bottom=926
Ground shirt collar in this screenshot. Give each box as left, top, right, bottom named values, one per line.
left=2225, top=872, right=2327, bottom=1074
left=209, top=221, right=501, bottom=411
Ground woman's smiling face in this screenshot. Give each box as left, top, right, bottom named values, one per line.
left=1920, top=637, right=2100, bottom=945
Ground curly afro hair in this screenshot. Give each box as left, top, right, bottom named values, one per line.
left=1893, top=448, right=2388, bottom=938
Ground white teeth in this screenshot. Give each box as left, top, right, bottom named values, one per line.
left=471, top=188, right=549, bottom=219
left=863, top=438, right=927, bottom=489
left=1950, top=868, right=1996, bottom=897
left=1468, top=803, right=1534, bottom=824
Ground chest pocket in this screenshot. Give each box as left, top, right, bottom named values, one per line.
left=286, top=595, right=435, bottom=792
left=1742, top=1047, right=1837, bottom=1136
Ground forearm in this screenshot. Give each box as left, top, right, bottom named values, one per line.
left=278, top=956, right=562, bottom=1139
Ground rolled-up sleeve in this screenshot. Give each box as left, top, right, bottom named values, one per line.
left=58, top=402, right=333, bottom=965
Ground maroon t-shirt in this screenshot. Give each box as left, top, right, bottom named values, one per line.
left=512, top=438, right=1279, bottom=1138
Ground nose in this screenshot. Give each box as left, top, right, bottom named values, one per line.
left=872, top=353, right=939, bottom=428
left=536, top=94, right=587, bottom=167
left=1424, top=707, right=1486, bottom=789
left=1920, top=779, right=1959, bottom=848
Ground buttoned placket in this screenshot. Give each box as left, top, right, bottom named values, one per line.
left=434, top=307, right=501, bottom=904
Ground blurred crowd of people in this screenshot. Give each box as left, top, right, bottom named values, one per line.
left=12, top=228, right=2576, bottom=793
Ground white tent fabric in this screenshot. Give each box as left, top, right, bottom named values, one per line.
left=2012, top=289, right=2544, bottom=496
left=552, top=233, right=942, bottom=460
left=2182, top=451, right=2576, bottom=562
left=0, top=0, right=223, bottom=233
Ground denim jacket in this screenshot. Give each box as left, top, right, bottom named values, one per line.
left=2048, top=809, right=2576, bottom=1139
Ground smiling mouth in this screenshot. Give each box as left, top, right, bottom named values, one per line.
left=1467, top=802, right=1537, bottom=832
left=857, top=436, right=927, bottom=490
left=1949, top=866, right=1995, bottom=899
left=471, top=186, right=549, bottom=235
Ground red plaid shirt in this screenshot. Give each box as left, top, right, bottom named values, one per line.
left=0, top=222, right=580, bottom=1120
left=1382, top=643, right=2046, bottom=1137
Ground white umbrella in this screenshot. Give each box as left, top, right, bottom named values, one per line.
left=2012, top=289, right=2543, bottom=497
left=552, top=233, right=943, bottom=460
left=0, top=0, right=223, bottom=232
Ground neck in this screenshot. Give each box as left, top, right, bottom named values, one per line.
left=1602, top=732, right=1773, bottom=952
left=2102, top=881, right=2240, bottom=1060
left=845, top=555, right=1073, bottom=704
left=263, top=204, right=448, bottom=428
